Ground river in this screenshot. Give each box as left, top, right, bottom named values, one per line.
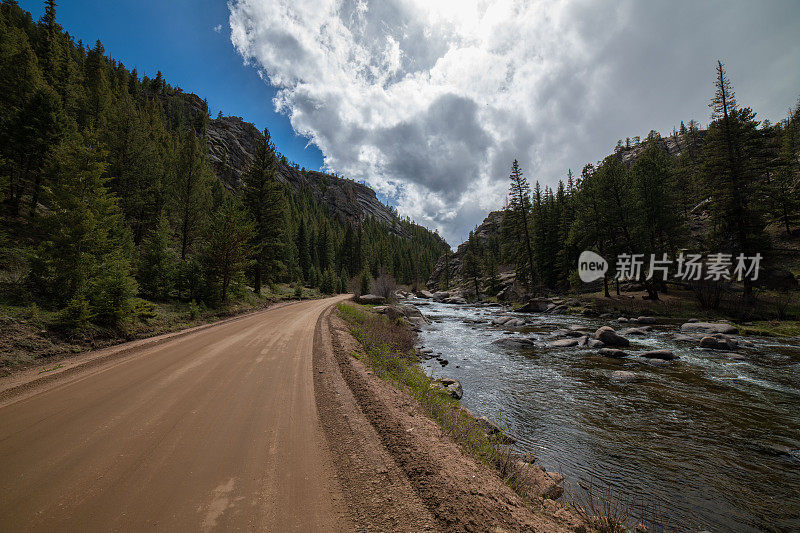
left=414, top=299, right=800, bottom=532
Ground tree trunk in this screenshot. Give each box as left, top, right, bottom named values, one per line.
left=254, top=263, right=262, bottom=295
left=29, top=171, right=43, bottom=218
left=603, top=275, right=610, bottom=298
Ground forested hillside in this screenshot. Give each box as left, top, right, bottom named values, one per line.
left=433, top=61, right=799, bottom=314
left=0, top=1, right=448, bottom=330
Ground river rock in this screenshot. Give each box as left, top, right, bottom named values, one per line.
left=357, top=294, right=386, bottom=304
left=492, top=337, right=536, bottom=349
left=492, top=316, right=514, bottom=325
left=516, top=462, right=564, bottom=499
left=639, top=349, right=678, bottom=360
left=444, top=297, right=468, bottom=305
left=516, top=298, right=552, bottom=313
left=619, top=327, right=651, bottom=336
left=598, top=348, right=627, bottom=358
left=432, top=378, right=463, bottom=399
left=431, top=291, right=450, bottom=302
left=504, top=318, right=526, bottom=327
left=680, top=322, right=738, bottom=335
left=586, top=339, right=605, bottom=348
left=549, top=338, right=580, bottom=348
left=593, top=326, right=630, bottom=347
left=611, top=370, right=641, bottom=383
left=672, top=333, right=701, bottom=342
left=415, top=289, right=434, bottom=299
left=699, top=334, right=738, bottom=350
left=476, top=416, right=517, bottom=444
left=632, top=316, right=657, bottom=324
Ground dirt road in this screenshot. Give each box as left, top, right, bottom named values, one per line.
left=0, top=297, right=354, bottom=532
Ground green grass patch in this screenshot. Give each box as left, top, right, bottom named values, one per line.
left=336, top=302, right=542, bottom=501
left=736, top=321, right=800, bottom=338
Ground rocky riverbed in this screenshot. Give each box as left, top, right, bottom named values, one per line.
left=406, top=295, right=800, bottom=532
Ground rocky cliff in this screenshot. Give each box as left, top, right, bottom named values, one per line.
left=427, top=210, right=505, bottom=290
left=180, top=93, right=401, bottom=233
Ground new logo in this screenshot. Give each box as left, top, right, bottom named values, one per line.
left=578, top=251, right=608, bottom=282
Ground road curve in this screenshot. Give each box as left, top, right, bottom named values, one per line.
left=0, top=296, right=352, bottom=532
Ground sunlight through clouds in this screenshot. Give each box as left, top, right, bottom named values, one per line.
left=228, top=0, right=800, bottom=245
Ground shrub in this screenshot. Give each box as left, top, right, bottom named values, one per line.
left=62, top=296, right=92, bottom=331
left=294, top=286, right=303, bottom=299
left=372, top=268, right=396, bottom=300
left=188, top=300, right=202, bottom=320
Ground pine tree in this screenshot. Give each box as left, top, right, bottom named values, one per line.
left=703, top=61, right=766, bottom=305
left=359, top=269, right=371, bottom=296
left=506, top=159, right=537, bottom=292
left=200, top=196, right=255, bottom=303
left=768, top=111, right=800, bottom=235
left=28, top=130, right=136, bottom=324
left=296, top=219, right=311, bottom=281
left=170, top=128, right=212, bottom=261
left=38, top=0, right=61, bottom=87
left=630, top=137, right=684, bottom=299
left=137, top=214, right=175, bottom=300
left=244, top=128, right=288, bottom=293
left=484, top=254, right=501, bottom=296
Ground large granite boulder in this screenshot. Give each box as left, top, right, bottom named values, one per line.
left=680, top=322, right=738, bottom=335
left=593, top=326, right=630, bottom=347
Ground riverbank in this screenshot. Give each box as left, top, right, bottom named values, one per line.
left=0, top=283, right=325, bottom=376
left=331, top=301, right=603, bottom=531
left=410, top=295, right=800, bottom=531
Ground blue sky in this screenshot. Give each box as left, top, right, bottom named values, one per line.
left=18, top=1, right=800, bottom=246
left=19, top=0, right=325, bottom=172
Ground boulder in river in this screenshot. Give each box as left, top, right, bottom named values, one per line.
left=672, top=333, right=702, bottom=342
left=639, top=349, right=678, bottom=360
left=549, top=338, right=580, bottom=348
left=611, top=370, right=641, bottom=383
left=492, top=337, right=536, bottom=349
left=593, top=326, right=630, bottom=347
left=632, top=316, right=657, bottom=324
left=586, top=339, right=605, bottom=348
left=619, top=327, right=651, bottom=336
left=415, top=289, right=434, bottom=299
left=598, top=348, right=627, bottom=358
left=680, top=322, right=738, bottom=335
left=699, top=334, right=738, bottom=350
left=432, top=378, right=463, bottom=399
left=516, top=298, right=552, bottom=313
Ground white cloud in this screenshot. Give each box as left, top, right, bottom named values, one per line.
left=213, top=24, right=223, bottom=33
left=228, top=0, right=800, bottom=246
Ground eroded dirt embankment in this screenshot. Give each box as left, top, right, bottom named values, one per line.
left=314, top=307, right=587, bottom=532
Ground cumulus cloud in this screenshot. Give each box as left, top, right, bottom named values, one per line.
left=228, top=0, right=800, bottom=245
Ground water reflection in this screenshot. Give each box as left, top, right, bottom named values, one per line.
left=416, top=300, right=800, bottom=532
